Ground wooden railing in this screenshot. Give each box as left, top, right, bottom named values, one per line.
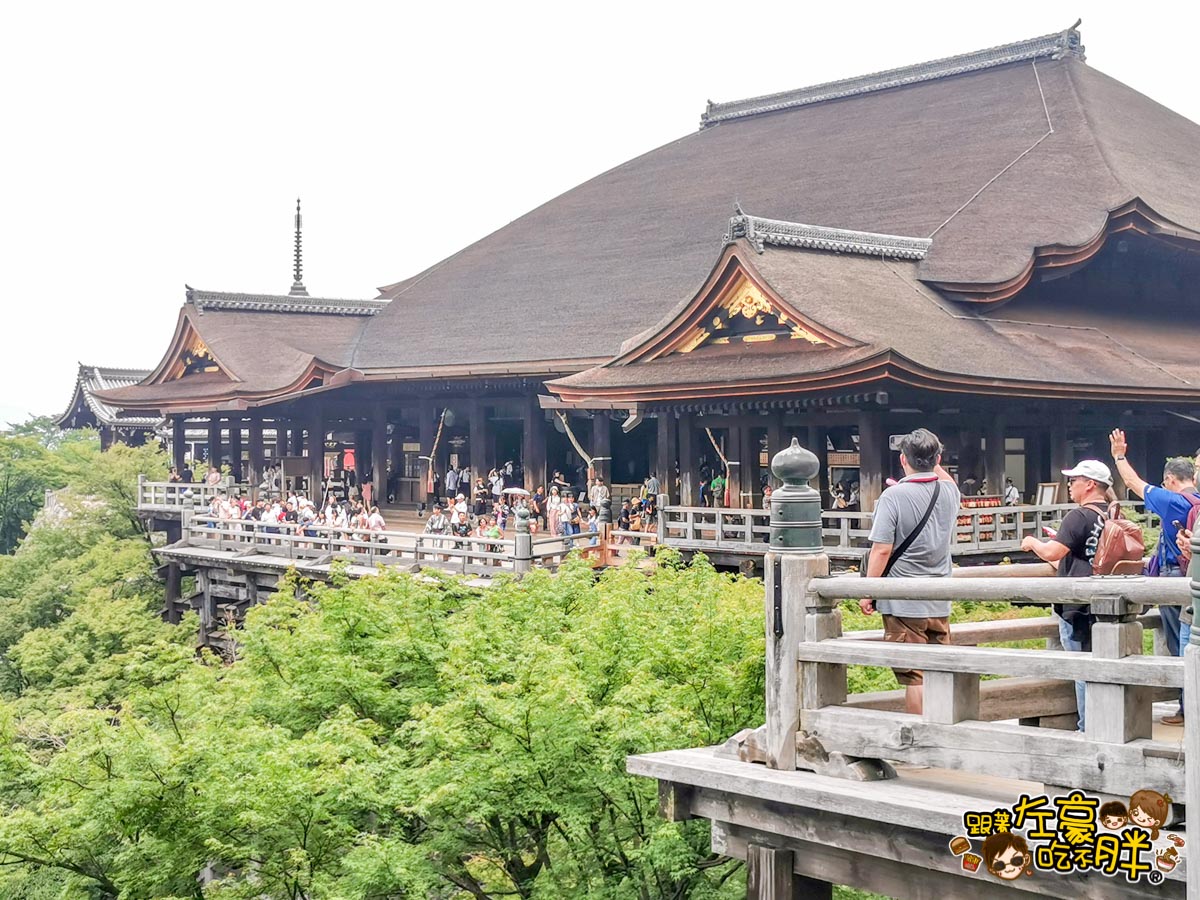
left=137, top=476, right=251, bottom=512
left=182, top=513, right=516, bottom=576
left=660, top=501, right=1155, bottom=557
left=747, top=566, right=1193, bottom=806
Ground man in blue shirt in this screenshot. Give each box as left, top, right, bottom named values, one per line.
left=1110, top=429, right=1200, bottom=724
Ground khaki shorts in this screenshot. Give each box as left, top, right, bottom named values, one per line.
left=882, top=615, right=950, bottom=686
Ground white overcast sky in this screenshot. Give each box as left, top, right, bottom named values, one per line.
left=2, top=1, right=1196, bottom=425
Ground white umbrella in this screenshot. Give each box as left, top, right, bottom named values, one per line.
left=502, top=487, right=531, bottom=496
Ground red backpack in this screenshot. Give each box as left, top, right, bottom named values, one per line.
left=1089, top=502, right=1146, bottom=576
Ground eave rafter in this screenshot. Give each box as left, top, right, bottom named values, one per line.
left=934, top=200, right=1200, bottom=306
left=550, top=350, right=1200, bottom=407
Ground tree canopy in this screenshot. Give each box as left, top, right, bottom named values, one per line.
left=0, top=438, right=771, bottom=898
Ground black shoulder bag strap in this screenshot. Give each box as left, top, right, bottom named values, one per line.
left=882, top=481, right=942, bottom=577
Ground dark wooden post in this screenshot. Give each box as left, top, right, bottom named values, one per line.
left=354, top=429, right=370, bottom=496
left=592, top=414, right=611, bottom=483
left=290, top=423, right=304, bottom=457
left=248, top=416, right=264, bottom=488
left=163, top=561, right=183, bottom=625
left=807, top=422, right=830, bottom=507
left=724, top=426, right=744, bottom=508
left=307, top=407, right=324, bottom=500
left=983, top=416, right=1006, bottom=497
left=655, top=413, right=677, bottom=504
left=372, top=403, right=388, bottom=507
left=469, top=400, right=488, bottom=481
left=228, top=419, right=244, bottom=482
left=856, top=411, right=888, bottom=513
left=273, top=419, right=287, bottom=459
left=207, top=418, right=221, bottom=467
left=419, top=398, right=435, bottom=505
left=172, top=417, right=187, bottom=471
left=522, top=395, right=547, bottom=492
left=746, top=845, right=830, bottom=900
left=766, top=415, right=784, bottom=487
left=678, top=413, right=696, bottom=505
left=1049, top=424, right=1069, bottom=504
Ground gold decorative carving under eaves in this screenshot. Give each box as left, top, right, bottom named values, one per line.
left=673, top=278, right=830, bottom=354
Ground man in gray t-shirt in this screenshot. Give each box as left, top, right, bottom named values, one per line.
left=860, top=428, right=961, bottom=714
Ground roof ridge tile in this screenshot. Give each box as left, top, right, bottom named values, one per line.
left=701, top=22, right=1085, bottom=128
left=725, top=213, right=932, bottom=260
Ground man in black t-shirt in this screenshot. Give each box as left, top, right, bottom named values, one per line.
left=1021, top=459, right=1112, bottom=730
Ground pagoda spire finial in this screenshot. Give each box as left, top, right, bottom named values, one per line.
left=289, top=197, right=309, bottom=297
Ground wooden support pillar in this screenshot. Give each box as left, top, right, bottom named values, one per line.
left=273, top=420, right=287, bottom=459
left=747, top=845, right=831, bottom=900
left=856, top=411, right=889, bottom=513
left=959, top=427, right=983, bottom=489
left=307, top=407, right=324, bottom=500
left=766, top=415, right=784, bottom=488
left=655, top=413, right=677, bottom=504
left=372, top=404, right=388, bottom=508
left=290, top=422, right=304, bottom=457
left=468, top=400, right=488, bottom=481
left=207, top=418, right=221, bottom=467
left=591, top=414, right=611, bottom=483
left=983, top=416, right=1005, bottom=497
left=726, top=425, right=744, bottom=508
left=228, top=419, right=243, bottom=482
left=172, top=417, right=187, bottom=471
left=678, top=413, right=696, bottom=505
left=522, top=395, right=547, bottom=492
left=419, top=399, right=435, bottom=505
left=353, top=429, right=370, bottom=497
left=163, top=561, right=183, bottom=625
left=1024, top=429, right=1045, bottom=496
left=248, top=417, right=264, bottom=488
left=1049, top=424, right=1069, bottom=499
left=807, top=422, right=830, bottom=508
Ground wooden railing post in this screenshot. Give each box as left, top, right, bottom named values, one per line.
left=1086, top=595, right=1151, bottom=743
left=1186, top=549, right=1200, bottom=898
left=764, top=438, right=832, bottom=770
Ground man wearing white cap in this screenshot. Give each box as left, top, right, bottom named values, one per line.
left=1021, top=458, right=1113, bottom=731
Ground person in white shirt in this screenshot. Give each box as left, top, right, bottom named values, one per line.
left=1004, top=478, right=1021, bottom=506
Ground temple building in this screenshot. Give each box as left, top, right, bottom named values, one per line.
left=55, top=364, right=158, bottom=449
left=95, top=23, right=1200, bottom=511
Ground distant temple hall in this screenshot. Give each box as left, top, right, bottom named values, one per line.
left=81, top=24, right=1200, bottom=511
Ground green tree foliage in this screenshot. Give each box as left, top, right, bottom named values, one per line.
left=0, top=444, right=768, bottom=900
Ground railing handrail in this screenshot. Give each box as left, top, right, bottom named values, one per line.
left=185, top=514, right=516, bottom=549
left=811, top=573, right=1187, bottom=605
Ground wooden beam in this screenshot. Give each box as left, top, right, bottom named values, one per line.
left=678, top=413, right=696, bottom=505
left=856, top=411, right=887, bottom=513
left=419, top=398, right=435, bottom=506
left=797, top=641, right=1183, bottom=687
left=522, top=394, right=547, bottom=492
left=469, top=399, right=487, bottom=481
left=248, top=417, right=264, bottom=488
left=983, top=416, right=1005, bottom=496
left=172, top=417, right=187, bottom=471
left=656, top=414, right=677, bottom=504
left=228, top=420, right=243, bottom=481
left=801, top=706, right=1184, bottom=799
left=307, top=407, right=324, bottom=500
left=207, top=418, right=221, bottom=467
left=372, top=404, right=388, bottom=508
left=592, top=414, right=610, bottom=482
